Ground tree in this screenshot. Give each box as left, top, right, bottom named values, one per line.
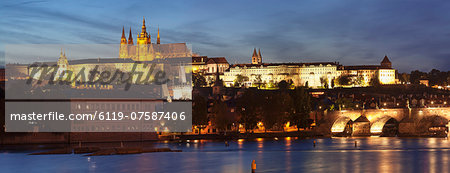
left=398, top=73, right=410, bottom=84
left=253, top=74, right=263, bottom=88
left=278, top=80, right=289, bottom=90
left=331, top=78, right=335, bottom=88
left=261, top=92, right=283, bottom=131
left=192, top=94, right=208, bottom=134
left=192, top=73, right=207, bottom=87
left=410, top=70, right=427, bottom=84
left=234, top=74, right=248, bottom=87
left=278, top=91, right=292, bottom=129
left=236, top=89, right=261, bottom=132
left=320, top=77, right=329, bottom=89
left=288, top=87, right=312, bottom=131
left=354, top=75, right=365, bottom=86
left=428, top=69, right=449, bottom=86
left=336, top=75, right=351, bottom=86
left=369, top=73, right=381, bottom=87
left=335, top=97, right=354, bottom=110
left=211, top=99, right=231, bottom=132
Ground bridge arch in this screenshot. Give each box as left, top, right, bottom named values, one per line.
left=370, top=116, right=399, bottom=136
left=417, top=115, right=449, bottom=137
left=331, top=116, right=353, bottom=135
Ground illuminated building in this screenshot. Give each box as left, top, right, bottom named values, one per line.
left=19, top=18, right=192, bottom=87
left=223, top=49, right=339, bottom=88
left=222, top=49, right=397, bottom=88
left=192, top=56, right=229, bottom=74
left=192, top=56, right=229, bottom=85
left=340, top=56, right=396, bottom=86
left=119, top=17, right=191, bottom=61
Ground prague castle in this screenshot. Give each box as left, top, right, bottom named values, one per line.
left=119, top=17, right=191, bottom=61
left=6, top=17, right=396, bottom=90
left=7, top=18, right=192, bottom=89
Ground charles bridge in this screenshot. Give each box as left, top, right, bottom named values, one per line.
left=319, top=107, right=450, bottom=136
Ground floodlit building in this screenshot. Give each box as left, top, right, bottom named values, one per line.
left=192, top=55, right=229, bottom=85
left=119, top=17, right=191, bottom=61
left=9, top=18, right=192, bottom=91
left=221, top=49, right=397, bottom=88
left=340, top=56, right=396, bottom=86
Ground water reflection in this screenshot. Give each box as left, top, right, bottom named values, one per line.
left=237, top=138, right=244, bottom=150
left=1, top=138, right=449, bottom=173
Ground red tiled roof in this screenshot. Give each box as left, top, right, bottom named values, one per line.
left=230, top=62, right=338, bottom=68
left=207, top=57, right=228, bottom=64
left=343, top=65, right=381, bottom=70
left=192, top=56, right=208, bottom=63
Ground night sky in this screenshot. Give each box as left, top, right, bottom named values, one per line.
left=1, top=0, right=449, bottom=72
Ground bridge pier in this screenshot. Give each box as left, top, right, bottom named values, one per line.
left=352, top=116, right=371, bottom=136
left=398, top=120, right=416, bottom=136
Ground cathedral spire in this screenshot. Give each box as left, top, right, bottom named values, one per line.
left=121, top=26, right=126, bottom=38
left=252, top=48, right=258, bottom=57
left=141, top=17, right=147, bottom=36
left=157, top=26, right=160, bottom=44
left=138, top=17, right=150, bottom=44
left=258, top=48, right=262, bottom=59
left=251, top=48, right=258, bottom=64
left=121, top=26, right=127, bottom=44
left=128, top=27, right=134, bottom=45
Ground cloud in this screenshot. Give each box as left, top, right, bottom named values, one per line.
left=1, top=0, right=449, bottom=72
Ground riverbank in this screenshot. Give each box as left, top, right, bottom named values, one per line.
left=162, top=131, right=329, bottom=141
left=28, top=147, right=181, bottom=156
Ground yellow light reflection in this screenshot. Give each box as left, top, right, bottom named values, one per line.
left=370, top=116, right=392, bottom=134
left=331, top=117, right=351, bottom=133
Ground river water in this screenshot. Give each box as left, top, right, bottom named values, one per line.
left=1, top=137, right=449, bottom=173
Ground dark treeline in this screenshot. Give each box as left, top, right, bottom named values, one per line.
left=398, top=69, right=450, bottom=86
left=192, top=87, right=313, bottom=133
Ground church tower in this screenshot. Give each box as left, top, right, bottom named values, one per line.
left=128, top=27, right=134, bottom=45
left=57, top=48, right=68, bottom=68
left=56, top=48, right=69, bottom=80
left=136, top=17, right=150, bottom=61
left=251, top=48, right=258, bottom=64
left=381, top=55, right=392, bottom=68
left=119, top=26, right=128, bottom=58
left=251, top=48, right=262, bottom=65
left=137, top=17, right=150, bottom=45
left=126, top=27, right=135, bottom=59
left=258, top=48, right=262, bottom=64
left=157, top=27, right=160, bottom=44
left=119, top=18, right=165, bottom=61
